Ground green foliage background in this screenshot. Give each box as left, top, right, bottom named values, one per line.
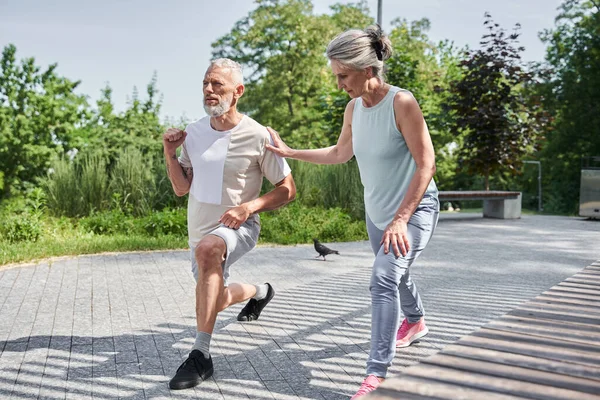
left=1, top=0, right=599, bottom=264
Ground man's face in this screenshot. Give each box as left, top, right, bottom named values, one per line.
left=330, top=60, right=369, bottom=98
left=203, top=67, right=237, bottom=117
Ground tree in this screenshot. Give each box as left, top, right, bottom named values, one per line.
left=446, top=13, right=549, bottom=190
left=538, top=0, right=600, bottom=213
left=310, top=1, right=374, bottom=147
left=387, top=18, right=436, bottom=104
left=0, top=44, right=88, bottom=197
left=385, top=18, right=464, bottom=189
left=316, top=17, right=465, bottom=189
left=212, top=0, right=373, bottom=148
left=77, top=74, right=165, bottom=166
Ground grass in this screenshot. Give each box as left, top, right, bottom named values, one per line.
left=0, top=202, right=368, bottom=267
left=0, top=234, right=188, bottom=267
left=0, top=212, right=188, bottom=266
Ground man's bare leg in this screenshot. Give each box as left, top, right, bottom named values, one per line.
left=169, top=234, right=228, bottom=390
left=169, top=235, right=272, bottom=390
left=195, top=235, right=259, bottom=333
left=217, top=283, right=258, bottom=312
left=194, top=235, right=227, bottom=335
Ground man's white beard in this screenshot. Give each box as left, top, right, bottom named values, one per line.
left=204, top=94, right=233, bottom=117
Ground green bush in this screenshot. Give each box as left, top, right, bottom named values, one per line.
left=44, top=157, right=83, bottom=217
left=80, top=153, right=109, bottom=214
left=110, top=148, right=157, bottom=216
left=259, top=201, right=366, bottom=244
left=1, top=214, right=43, bottom=243
left=152, top=156, right=188, bottom=210
left=43, top=153, right=109, bottom=217
left=43, top=150, right=185, bottom=217
left=0, top=189, right=46, bottom=243
left=142, top=208, right=187, bottom=236
left=287, top=159, right=365, bottom=220
left=78, top=201, right=367, bottom=245
left=78, top=208, right=187, bottom=237
left=79, top=209, right=137, bottom=235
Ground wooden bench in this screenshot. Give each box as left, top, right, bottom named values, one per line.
left=367, top=260, right=600, bottom=400
left=439, top=191, right=522, bottom=219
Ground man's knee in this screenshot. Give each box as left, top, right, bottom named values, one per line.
left=194, top=236, right=226, bottom=272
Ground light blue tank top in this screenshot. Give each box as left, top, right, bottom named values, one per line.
left=352, top=86, right=438, bottom=229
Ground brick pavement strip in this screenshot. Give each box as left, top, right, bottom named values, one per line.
left=0, top=215, right=599, bottom=399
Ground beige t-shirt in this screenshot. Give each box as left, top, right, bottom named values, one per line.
left=179, top=115, right=291, bottom=248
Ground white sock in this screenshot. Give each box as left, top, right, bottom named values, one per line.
left=252, top=284, right=269, bottom=300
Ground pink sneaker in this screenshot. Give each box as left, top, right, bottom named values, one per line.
left=350, top=375, right=382, bottom=399
left=396, top=317, right=428, bottom=348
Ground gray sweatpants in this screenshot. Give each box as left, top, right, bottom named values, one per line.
left=366, top=194, right=439, bottom=377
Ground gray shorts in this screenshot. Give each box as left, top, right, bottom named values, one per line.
left=191, top=215, right=260, bottom=286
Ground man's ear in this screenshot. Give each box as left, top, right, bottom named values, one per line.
left=234, top=83, right=245, bottom=99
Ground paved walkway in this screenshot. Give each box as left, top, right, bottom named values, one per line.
left=1, top=214, right=599, bottom=400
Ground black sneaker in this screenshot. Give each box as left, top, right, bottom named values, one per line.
left=237, top=283, right=275, bottom=321
left=169, top=350, right=213, bottom=390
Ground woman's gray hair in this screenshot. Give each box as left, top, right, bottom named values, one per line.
left=209, top=58, right=244, bottom=85
left=326, top=25, right=393, bottom=80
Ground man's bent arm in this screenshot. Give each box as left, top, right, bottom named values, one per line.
left=164, top=150, right=192, bottom=197
left=244, top=174, right=296, bottom=214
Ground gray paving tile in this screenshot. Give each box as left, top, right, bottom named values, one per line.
left=263, top=380, right=299, bottom=399
left=0, top=215, right=598, bottom=399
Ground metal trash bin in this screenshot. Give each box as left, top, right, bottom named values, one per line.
left=580, top=156, right=600, bottom=219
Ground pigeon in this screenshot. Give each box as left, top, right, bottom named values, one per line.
left=313, top=238, right=340, bottom=261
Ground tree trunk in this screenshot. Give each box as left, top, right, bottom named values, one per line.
left=485, top=173, right=490, bottom=191
left=286, top=96, right=294, bottom=117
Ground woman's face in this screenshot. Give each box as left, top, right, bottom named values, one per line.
left=330, top=60, right=369, bottom=98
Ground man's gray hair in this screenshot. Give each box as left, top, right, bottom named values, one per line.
left=209, top=58, right=244, bottom=85
left=326, top=25, right=392, bottom=80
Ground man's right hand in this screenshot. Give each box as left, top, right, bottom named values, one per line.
left=163, top=128, right=187, bottom=154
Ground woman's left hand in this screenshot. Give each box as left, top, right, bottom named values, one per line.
left=266, top=126, right=295, bottom=158
left=381, top=219, right=411, bottom=257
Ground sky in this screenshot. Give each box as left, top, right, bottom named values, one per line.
left=1, top=0, right=563, bottom=123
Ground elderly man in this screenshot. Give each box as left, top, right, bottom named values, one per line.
left=163, top=58, right=296, bottom=390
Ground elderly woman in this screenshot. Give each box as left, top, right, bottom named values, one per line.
left=266, top=25, right=440, bottom=398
